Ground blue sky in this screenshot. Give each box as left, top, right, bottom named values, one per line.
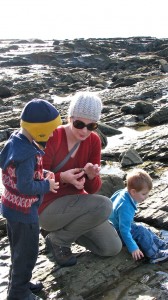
left=1, top=0, right=168, bottom=39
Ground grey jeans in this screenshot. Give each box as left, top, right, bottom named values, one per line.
left=39, top=194, right=122, bottom=256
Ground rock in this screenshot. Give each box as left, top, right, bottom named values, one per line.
left=0, top=86, right=11, bottom=98
left=144, top=104, right=168, bottom=125
left=159, top=59, right=168, bottom=73
left=1, top=36, right=168, bottom=299
left=98, top=122, right=122, bottom=136
left=120, top=148, right=143, bottom=167
left=97, top=174, right=125, bottom=198
left=121, top=101, right=155, bottom=115
left=96, top=127, right=108, bottom=148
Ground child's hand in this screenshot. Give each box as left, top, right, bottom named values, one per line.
left=132, top=249, right=144, bottom=261
left=48, top=179, right=59, bottom=193
left=45, top=171, right=55, bottom=180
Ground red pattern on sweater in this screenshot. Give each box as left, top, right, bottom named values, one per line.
left=2, top=155, right=44, bottom=214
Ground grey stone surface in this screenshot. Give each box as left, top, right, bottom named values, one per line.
left=0, top=37, right=168, bottom=299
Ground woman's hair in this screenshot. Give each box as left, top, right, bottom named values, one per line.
left=126, top=169, right=153, bottom=191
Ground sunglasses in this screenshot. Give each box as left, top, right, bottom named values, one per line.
left=73, top=119, right=98, bottom=131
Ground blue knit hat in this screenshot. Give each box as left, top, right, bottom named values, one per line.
left=20, top=99, right=62, bottom=143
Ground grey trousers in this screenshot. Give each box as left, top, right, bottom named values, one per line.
left=39, top=194, right=122, bottom=256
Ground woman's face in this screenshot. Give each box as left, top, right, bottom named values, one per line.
left=70, top=117, right=97, bottom=141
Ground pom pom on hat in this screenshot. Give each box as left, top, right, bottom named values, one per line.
left=68, top=92, right=102, bottom=121
left=20, top=99, right=62, bottom=142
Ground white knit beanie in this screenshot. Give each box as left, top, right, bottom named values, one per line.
left=68, top=92, right=102, bottom=121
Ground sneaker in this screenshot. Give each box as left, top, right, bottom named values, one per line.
left=45, top=235, right=77, bottom=267
left=29, top=281, right=44, bottom=293
left=150, top=250, right=168, bottom=264
left=26, top=293, right=44, bottom=300
left=159, top=243, right=168, bottom=250
left=7, top=293, right=43, bottom=300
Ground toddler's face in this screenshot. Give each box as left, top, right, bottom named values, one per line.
left=131, top=187, right=150, bottom=203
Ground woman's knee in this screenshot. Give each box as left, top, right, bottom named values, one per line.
left=101, top=235, right=122, bottom=257
left=91, top=222, right=122, bottom=257
left=94, top=195, right=113, bottom=218
left=103, top=223, right=122, bottom=256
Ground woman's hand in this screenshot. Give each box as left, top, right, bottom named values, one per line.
left=60, top=168, right=86, bottom=190
left=132, top=249, right=144, bottom=261
left=83, top=163, right=101, bottom=180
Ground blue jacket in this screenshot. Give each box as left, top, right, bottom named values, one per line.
left=0, top=131, right=50, bottom=223
left=109, top=188, right=138, bottom=253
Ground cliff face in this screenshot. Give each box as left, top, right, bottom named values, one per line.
left=0, top=37, right=168, bottom=300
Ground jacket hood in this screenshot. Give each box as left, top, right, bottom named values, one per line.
left=0, top=131, right=42, bottom=170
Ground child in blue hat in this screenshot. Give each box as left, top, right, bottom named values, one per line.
left=0, top=99, right=62, bottom=300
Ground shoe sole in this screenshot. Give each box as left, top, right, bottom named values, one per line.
left=150, top=256, right=168, bottom=264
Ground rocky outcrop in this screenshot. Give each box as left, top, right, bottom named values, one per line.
left=0, top=36, right=168, bottom=300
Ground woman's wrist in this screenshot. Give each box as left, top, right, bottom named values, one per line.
left=60, top=172, right=66, bottom=184
left=84, top=172, right=95, bottom=180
